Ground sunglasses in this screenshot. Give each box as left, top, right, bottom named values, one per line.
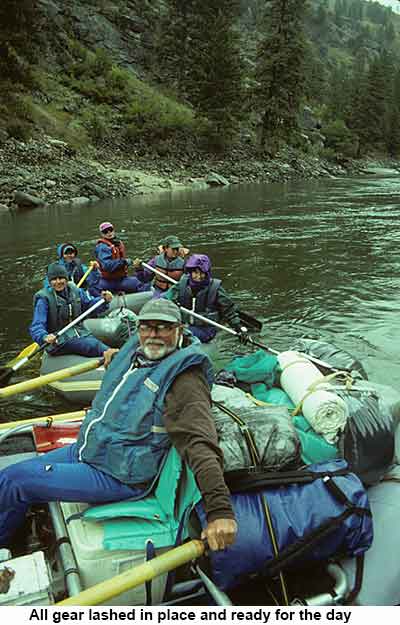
left=102, top=227, right=114, bottom=234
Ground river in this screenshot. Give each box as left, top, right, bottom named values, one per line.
left=0, top=170, right=400, bottom=422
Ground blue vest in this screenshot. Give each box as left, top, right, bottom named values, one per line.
left=77, top=334, right=213, bottom=489
left=178, top=275, right=221, bottom=326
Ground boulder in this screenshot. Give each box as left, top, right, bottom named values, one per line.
left=206, top=172, right=230, bottom=186
left=69, top=196, right=91, bottom=206
left=13, top=191, right=45, bottom=208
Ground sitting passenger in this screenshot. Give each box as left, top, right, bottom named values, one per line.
left=164, top=254, right=248, bottom=343
left=95, top=222, right=150, bottom=294
left=30, top=262, right=113, bottom=358
left=44, top=242, right=101, bottom=296
left=1, top=299, right=237, bottom=553
left=133, top=235, right=187, bottom=298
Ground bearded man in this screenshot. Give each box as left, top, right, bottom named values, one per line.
left=0, top=299, right=237, bottom=552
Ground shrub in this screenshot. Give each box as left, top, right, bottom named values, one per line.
left=6, top=120, right=32, bottom=141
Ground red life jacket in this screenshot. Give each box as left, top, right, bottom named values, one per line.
left=154, top=254, right=185, bottom=291
left=97, top=238, right=127, bottom=280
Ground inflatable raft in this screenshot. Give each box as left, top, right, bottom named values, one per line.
left=1, top=341, right=400, bottom=605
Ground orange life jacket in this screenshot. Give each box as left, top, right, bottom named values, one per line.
left=97, top=238, right=128, bottom=280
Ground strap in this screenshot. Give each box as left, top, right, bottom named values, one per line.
left=292, top=371, right=352, bottom=417
left=344, top=554, right=364, bottom=605
left=225, top=467, right=350, bottom=493
left=264, top=476, right=371, bottom=577
left=163, top=504, right=194, bottom=602
left=213, top=400, right=261, bottom=468
left=260, top=493, right=289, bottom=606
left=145, top=540, right=156, bottom=606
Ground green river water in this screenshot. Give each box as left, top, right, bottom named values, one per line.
left=0, top=170, right=399, bottom=421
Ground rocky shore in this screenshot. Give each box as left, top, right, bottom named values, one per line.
left=0, top=134, right=398, bottom=212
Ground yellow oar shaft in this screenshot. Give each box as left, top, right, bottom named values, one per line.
left=0, top=359, right=103, bottom=399
left=57, top=540, right=205, bottom=606
left=0, top=410, right=86, bottom=431
left=77, top=262, right=95, bottom=288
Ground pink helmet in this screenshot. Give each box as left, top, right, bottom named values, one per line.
left=99, top=221, right=114, bottom=233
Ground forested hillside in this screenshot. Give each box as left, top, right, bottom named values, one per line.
left=0, top=0, right=399, bottom=161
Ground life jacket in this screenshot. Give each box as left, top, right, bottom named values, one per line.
left=34, top=282, right=82, bottom=334
left=77, top=333, right=213, bottom=491
left=66, top=259, right=86, bottom=285
left=178, top=275, right=221, bottom=326
left=97, top=238, right=127, bottom=280
left=153, top=254, right=185, bottom=291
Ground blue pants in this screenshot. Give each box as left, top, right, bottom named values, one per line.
left=49, top=336, right=109, bottom=358
left=98, top=277, right=151, bottom=294
left=189, top=325, right=217, bottom=343
left=0, top=444, right=143, bottom=547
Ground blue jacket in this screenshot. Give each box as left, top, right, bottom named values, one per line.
left=30, top=284, right=107, bottom=345
left=77, top=334, right=213, bottom=490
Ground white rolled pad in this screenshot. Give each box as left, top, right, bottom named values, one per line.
left=278, top=351, right=348, bottom=444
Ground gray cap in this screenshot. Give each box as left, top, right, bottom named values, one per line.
left=138, top=299, right=182, bottom=324
left=162, top=235, right=182, bottom=249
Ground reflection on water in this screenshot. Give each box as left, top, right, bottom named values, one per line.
left=1, top=171, right=400, bottom=421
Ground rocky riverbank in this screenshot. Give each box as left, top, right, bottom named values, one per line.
left=0, top=134, right=398, bottom=212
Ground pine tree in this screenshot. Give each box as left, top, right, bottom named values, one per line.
left=0, top=0, right=40, bottom=84
left=184, top=0, right=244, bottom=151
left=255, top=0, right=310, bottom=155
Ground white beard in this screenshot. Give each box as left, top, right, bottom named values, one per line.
left=142, top=336, right=178, bottom=360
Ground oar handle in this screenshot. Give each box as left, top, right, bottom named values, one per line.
left=56, top=539, right=205, bottom=606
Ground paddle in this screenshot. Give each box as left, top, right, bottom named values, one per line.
left=0, top=297, right=106, bottom=387
left=0, top=409, right=86, bottom=432
left=2, top=262, right=97, bottom=371
left=176, top=304, right=343, bottom=374
left=141, top=261, right=263, bottom=331
left=56, top=539, right=205, bottom=606
left=0, top=357, right=104, bottom=399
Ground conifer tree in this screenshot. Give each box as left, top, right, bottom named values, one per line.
left=184, top=0, right=244, bottom=151
left=255, top=0, right=310, bottom=155
left=0, top=0, right=40, bottom=83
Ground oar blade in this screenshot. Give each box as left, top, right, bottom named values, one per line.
left=238, top=310, right=263, bottom=332
left=4, top=342, right=39, bottom=369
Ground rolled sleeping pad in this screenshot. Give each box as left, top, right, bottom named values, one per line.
left=278, top=351, right=348, bottom=445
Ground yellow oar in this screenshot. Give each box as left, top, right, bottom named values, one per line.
left=0, top=358, right=104, bottom=399
left=0, top=409, right=86, bottom=431
left=57, top=539, right=205, bottom=606
left=3, top=262, right=97, bottom=369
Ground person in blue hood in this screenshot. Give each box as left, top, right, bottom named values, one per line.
left=44, top=243, right=101, bottom=297
left=31, top=262, right=113, bottom=358
left=1, top=299, right=237, bottom=553
left=164, top=254, right=248, bottom=343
